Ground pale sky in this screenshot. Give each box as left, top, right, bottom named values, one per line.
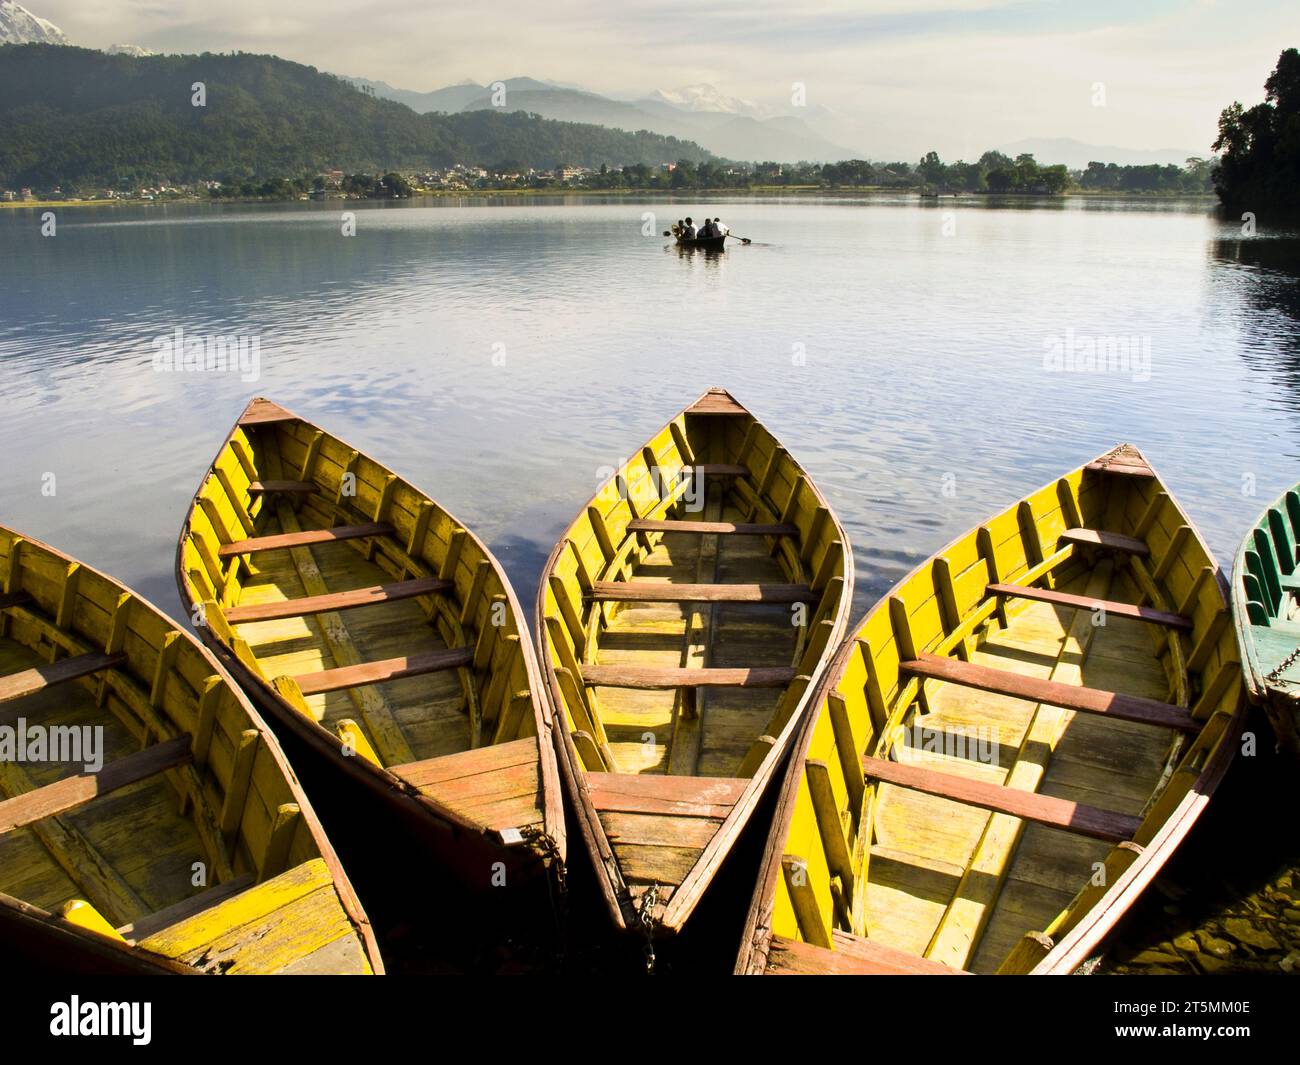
left=33, top=0, right=1300, bottom=158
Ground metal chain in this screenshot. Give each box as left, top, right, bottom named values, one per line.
left=637, top=882, right=661, bottom=974
left=521, top=827, right=568, bottom=968
left=1265, top=644, right=1300, bottom=684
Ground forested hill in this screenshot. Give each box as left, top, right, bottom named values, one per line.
left=0, top=44, right=713, bottom=187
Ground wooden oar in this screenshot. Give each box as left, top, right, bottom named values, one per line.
left=726, top=235, right=752, bottom=245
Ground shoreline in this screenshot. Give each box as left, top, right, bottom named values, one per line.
left=0, top=187, right=1221, bottom=210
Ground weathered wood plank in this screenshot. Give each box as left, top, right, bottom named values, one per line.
left=581, top=664, right=795, bottom=689
left=293, top=646, right=472, bottom=696
left=247, top=480, right=317, bottom=496
left=626, top=519, right=798, bottom=536
left=986, top=582, right=1192, bottom=630
left=589, top=581, right=815, bottom=603
left=0, top=650, right=127, bottom=705
left=766, top=933, right=967, bottom=975
left=224, top=576, right=450, bottom=624
left=861, top=755, right=1142, bottom=843
left=0, top=734, right=193, bottom=834
left=1058, top=528, right=1149, bottom=557
left=901, top=652, right=1197, bottom=732
left=218, top=522, right=394, bottom=558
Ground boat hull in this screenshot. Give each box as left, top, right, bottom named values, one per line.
left=1231, top=484, right=1300, bottom=756
left=676, top=235, right=726, bottom=251
left=736, top=444, right=1244, bottom=975
left=536, top=388, right=852, bottom=936
left=175, top=399, right=566, bottom=901
left=0, top=527, right=381, bottom=974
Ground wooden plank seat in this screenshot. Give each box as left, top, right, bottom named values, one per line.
left=626, top=519, right=798, bottom=536
left=986, top=583, right=1193, bottom=630
left=586, top=772, right=747, bottom=819
left=901, top=652, right=1197, bottom=732
left=247, top=480, right=318, bottom=496
left=687, top=464, right=750, bottom=476
left=0, top=650, right=128, bottom=705
left=580, top=664, right=796, bottom=689
left=589, top=581, right=816, bottom=603
left=294, top=646, right=474, bottom=696
left=218, top=522, right=394, bottom=558
left=223, top=576, right=451, bottom=624
left=1058, top=527, right=1149, bottom=557
left=0, top=734, right=193, bottom=833
left=766, top=932, right=969, bottom=975
left=861, top=754, right=1141, bottom=844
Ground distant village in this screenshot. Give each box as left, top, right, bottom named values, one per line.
left=0, top=163, right=687, bottom=203
left=1, top=153, right=1216, bottom=204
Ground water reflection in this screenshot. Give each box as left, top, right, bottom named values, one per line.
left=2, top=197, right=1299, bottom=622
left=1209, top=235, right=1300, bottom=410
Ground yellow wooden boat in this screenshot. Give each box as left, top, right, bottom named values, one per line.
left=0, top=526, right=380, bottom=974
left=176, top=399, right=564, bottom=889
left=536, top=388, right=852, bottom=935
left=735, top=445, right=1244, bottom=975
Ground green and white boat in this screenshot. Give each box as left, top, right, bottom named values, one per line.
left=1232, top=484, right=1300, bottom=756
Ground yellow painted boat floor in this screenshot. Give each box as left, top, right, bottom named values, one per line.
left=0, top=639, right=373, bottom=973
left=232, top=517, right=546, bottom=839
left=590, top=502, right=797, bottom=778
left=864, top=570, right=1173, bottom=974
left=0, top=638, right=211, bottom=928
left=232, top=523, right=471, bottom=761
left=587, top=500, right=797, bottom=901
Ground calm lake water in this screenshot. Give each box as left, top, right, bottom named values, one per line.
left=2, top=194, right=1299, bottom=621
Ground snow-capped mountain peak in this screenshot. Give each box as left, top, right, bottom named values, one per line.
left=0, top=1, right=68, bottom=45
left=647, top=83, right=772, bottom=119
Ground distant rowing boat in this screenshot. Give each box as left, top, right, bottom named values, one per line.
left=666, top=223, right=732, bottom=251
left=676, top=234, right=727, bottom=251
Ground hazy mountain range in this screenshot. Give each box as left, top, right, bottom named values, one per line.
left=3, top=1, right=1205, bottom=168
left=343, top=75, right=862, bottom=163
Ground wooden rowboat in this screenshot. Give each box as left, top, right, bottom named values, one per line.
left=0, top=526, right=380, bottom=974
left=536, top=388, right=852, bottom=935
left=176, top=398, right=564, bottom=889
left=736, top=444, right=1244, bottom=975
left=1231, top=482, right=1300, bottom=756
left=676, top=235, right=727, bottom=252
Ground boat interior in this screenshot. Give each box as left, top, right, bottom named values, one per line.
left=541, top=390, right=849, bottom=925
left=757, top=447, right=1242, bottom=974
left=179, top=400, right=550, bottom=843
left=0, top=528, right=376, bottom=974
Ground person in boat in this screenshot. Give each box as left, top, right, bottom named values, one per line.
left=697, top=218, right=717, bottom=239
left=682, top=217, right=697, bottom=239
left=713, top=217, right=729, bottom=237
left=674, top=219, right=685, bottom=239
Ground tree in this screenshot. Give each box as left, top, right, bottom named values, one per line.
left=1213, top=48, right=1300, bottom=210
left=917, top=150, right=947, bottom=188
left=1039, top=164, right=1070, bottom=194
left=985, top=167, right=1015, bottom=193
